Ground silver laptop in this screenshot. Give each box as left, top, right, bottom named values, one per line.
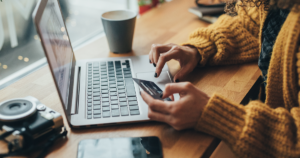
left=32, top=0, right=174, bottom=128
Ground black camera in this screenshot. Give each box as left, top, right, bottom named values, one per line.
left=0, top=96, right=64, bottom=153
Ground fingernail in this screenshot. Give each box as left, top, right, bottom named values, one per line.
left=160, top=94, right=163, bottom=98
left=154, top=73, right=158, bottom=77
left=153, top=63, right=156, bottom=67
left=149, top=59, right=151, bottom=63
left=175, top=79, right=179, bottom=83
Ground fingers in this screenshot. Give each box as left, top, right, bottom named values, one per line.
left=149, top=44, right=175, bottom=64
left=155, top=46, right=181, bottom=77
left=162, top=82, right=194, bottom=98
left=148, top=108, right=170, bottom=123
left=140, top=91, right=172, bottom=114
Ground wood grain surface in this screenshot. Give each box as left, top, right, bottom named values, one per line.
left=0, top=0, right=260, bottom=157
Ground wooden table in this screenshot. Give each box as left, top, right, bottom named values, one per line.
left=0, top=0, right=261, bottom=157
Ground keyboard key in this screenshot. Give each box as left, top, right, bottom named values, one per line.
left=129, top=105, right=139, bottom=110
left=102, top=79, right=108, bottom=82
left=128, top=97, right=137, bottom=101
left=101, top=82, right=108, bottom=86
left=87, top=111, right=92, bottom=115
left=120, top=107, right=129, bottom=116
left=102, top=90, right=109, bottom=93
left=93, top=86, right=100, bottom=89
left=87, top=99, right=92, bottom=103
left=128, top=101, right=138, bottom=106
left=124, top=74, right=132, bottom=78
left=116, top=72, right=122, bottom=75
left=94, top=105, right=101, bottom=110
left=110, top=88, right=117, bottom=92
left=88, top=89, right=92, bottom=92
left=123, top=68, right=130, bottom=71
left=111, top=100, right=118, bottom=105
left=118, top=89, right=126, bottom=93
left=102, top=94, right=109, bottom=98
left=94, top=114, right=101, bottom=119
left=87, top=107, right=92, bottom=111
left=117, top=75, right=123, bottom=78
left=110, top=84, right=116, bottom=88
left=101, top=86, right=108, bottom=90
left=126, top=89, right=136, bottom=97
left=119, top=102, right=127, bottom=106
left=116, top=69, right=122, bottom=72
left=111, top=105, right=119, bottom=109
left=109, top=78, right=116, bottom=81
left=118, top=86, right=125, bottom=89
left=119, top=98, right=127, bottom=102
left=103, top=107, right=110, bottom=111
left=102, top=111, right=110, bottom=118
left=88, top=96, right=92, bottom=99
left=93, top=97, right=101, bottom=101
left=111, top=109, right=120, bottom=117
left=119, top=93, right=126, bottom=98
left=88, top=92, right=92, bottom=96
left=124, top=71, right=131, bottom=75
left=111, top=96, right=118, bottom=100
left=117, top=82, right=124, bottom=86
left=130, top=110, right=140, bottom=115
left=110, top=92, right=118, bottom=96
left=101, top=76, right=107, bottom=79
left=93, top=92, right=100, bottom=96
left=93, top=101, right=101, bottom=105
left=109, top=81, right=116, bottom=84
left=87, top=103, right=92, bottom=107
left=94, top=110, right=101, bottom=114
left=102, top=98, right=109, bottom=102
left=109, top=74, right=115, bottom=77
left=87, top=115, right=92, bottom=119
left=93, top=89, right=100, bottom=92
left=93, top=81, right=100, bottom=85
left=102, top=102, right=110, bottom=107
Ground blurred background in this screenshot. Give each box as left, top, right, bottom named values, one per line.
left=0, top=0, right=166, bottom=89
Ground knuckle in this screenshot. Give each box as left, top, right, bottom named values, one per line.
left=183, top=82, right=193, bottom=89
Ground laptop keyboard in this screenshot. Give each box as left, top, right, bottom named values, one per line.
left=86, top=60, right=140, bottom=119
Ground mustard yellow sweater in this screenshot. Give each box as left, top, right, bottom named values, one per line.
left=183, top=3, right=300, bottom=158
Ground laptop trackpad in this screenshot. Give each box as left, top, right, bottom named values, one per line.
left=136, top=71, right=180, bottom=101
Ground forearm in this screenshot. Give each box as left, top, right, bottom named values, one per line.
left=182, top=6, right=261, bottom=67
left=196, top=94, right=300, bottom=158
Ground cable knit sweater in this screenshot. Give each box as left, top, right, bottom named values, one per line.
left=182, top=3, right=300, bottom=158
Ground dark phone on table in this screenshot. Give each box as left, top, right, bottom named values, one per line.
left=77, top=136, right=163, bottom=158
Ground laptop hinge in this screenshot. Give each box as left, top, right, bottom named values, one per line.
left=71, top=66, right=81, bottom=114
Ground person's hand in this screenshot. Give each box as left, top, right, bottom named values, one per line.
left=140, top=82, right=210, bottom=130
left=149, top=43, right=201, bottom=82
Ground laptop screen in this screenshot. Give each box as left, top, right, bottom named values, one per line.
left=38, top=0, right=73, bottom=109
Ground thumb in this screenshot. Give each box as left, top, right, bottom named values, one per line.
left=162, top=82, right=190, bottom=99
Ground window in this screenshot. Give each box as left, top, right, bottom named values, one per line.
left=0, top=0, right=138, bottom=89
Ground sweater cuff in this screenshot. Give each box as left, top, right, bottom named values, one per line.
left=181, top=37, right=217, bottom=67
left=195, top=93, right=246, bottom=146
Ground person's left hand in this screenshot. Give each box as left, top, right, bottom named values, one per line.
left=140, top=82, right=210, bottom=130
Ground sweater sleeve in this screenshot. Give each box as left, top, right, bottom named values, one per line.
left=196, top=94, right=300, bottom=158
left=182, top=4, right=261, bottom=66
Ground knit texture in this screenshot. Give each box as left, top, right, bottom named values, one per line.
left=182, top=3, right=300, bottom=158
left=259, top=9, right=290, bottom=87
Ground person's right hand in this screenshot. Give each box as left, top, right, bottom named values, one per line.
left=149, top=43, right=201, bottom=82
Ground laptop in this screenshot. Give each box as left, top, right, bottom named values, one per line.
left=32, top=0, right=175, bottom=128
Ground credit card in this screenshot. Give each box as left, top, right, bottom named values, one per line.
left=133, top=78, right=172, bottom=101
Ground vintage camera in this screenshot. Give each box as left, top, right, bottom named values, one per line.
left=0, top=96, right=64, bottom=152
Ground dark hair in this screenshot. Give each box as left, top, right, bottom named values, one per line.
left=225, top=0, right=300, bottom=16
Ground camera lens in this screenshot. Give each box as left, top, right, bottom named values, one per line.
left=9, top=103, right=21, bottom=110
left=0, top=99, right=35, bottom=122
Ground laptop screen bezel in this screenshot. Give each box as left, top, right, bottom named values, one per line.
left=33, top=0, right=76, bottom=118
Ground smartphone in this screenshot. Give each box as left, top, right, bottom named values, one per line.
left=77, top=136, right=163, bottom=158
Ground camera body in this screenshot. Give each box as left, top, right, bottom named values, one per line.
left=0, top=96, right=63, bottom=151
